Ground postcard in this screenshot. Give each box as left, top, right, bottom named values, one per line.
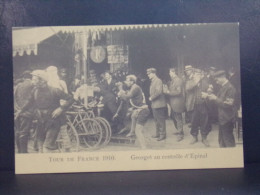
left=13, top=23, right=243, bottom=174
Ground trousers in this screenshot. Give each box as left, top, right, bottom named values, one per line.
left=152, top=107, right=167, bottom=137
left=15, top=115, right=32, bottom=153
left=190, top=103, right=211, bottom=139
left=219, top=121, right=235, bottom=148
left=170, top=111, right=183, bottom=136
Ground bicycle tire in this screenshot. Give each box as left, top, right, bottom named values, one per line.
left=75, top=118, right=103, bottom=149
left=96, top=117, right=112, bottom=146
left=57, top=123, right=79, bottom=153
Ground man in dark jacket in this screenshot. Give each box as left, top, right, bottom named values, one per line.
left=187, top=69, right=211, bottom=147
left=185, top=65, right=196, bottom=124
left=147, top=68, right=167, bottom=141
left=14, top=71, right=34, bottom=153
left=99, top=71, right=119, bottom=133
left=118, top=75, right=150, bottom=149
left=164, top=68, right=185, bottom=142
left=208, top=70, right=236, bottom=147
left=16, top=70, right=74, bottom=153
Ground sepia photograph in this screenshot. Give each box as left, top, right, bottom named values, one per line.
left=13, top=23, right=243, bottom=174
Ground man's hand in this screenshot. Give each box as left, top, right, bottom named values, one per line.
left=149, top=97, right=152, bottom=101
left=208, top=94, right=217, bottom=100
left=112, top=113, right=118, bottom=121
left=52, top=107, right=63, bottom=119
left=201, top=92, right=208, bottom=99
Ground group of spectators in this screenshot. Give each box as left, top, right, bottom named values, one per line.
left=145, top=65, right=240, bottom=148
left=14, top=64, right=241, bottom=153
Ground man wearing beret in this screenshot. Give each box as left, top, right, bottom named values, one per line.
left=147, top=68, right=167, bottom=141
left=208, top=70, right=236, bottom=147
left=16, top=70, right=74, bottom=153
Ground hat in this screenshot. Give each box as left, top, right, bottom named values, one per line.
left=213, top=70, right=226, bottom=78
left=46, top=66, right=58, bottom=73
left=185, top=65, right=193, bottom=71
left=31, top=70, right=48, bottom=81
left=146, top=68, right=157, bottom=74
left=209, top=66, right=216, bottom=71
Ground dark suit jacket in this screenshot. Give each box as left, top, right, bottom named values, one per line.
left=166, top=76, right=185, bottom=113
left=149, top=76, right=166, bottom=109
left=185, top=74, right=197, bottom=112
left=215, top=81, right=236, bottom=125
left=99, top=79, right=117, bottom=104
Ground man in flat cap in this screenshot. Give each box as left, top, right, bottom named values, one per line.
left=164, top=68, right=185, bottom=142
left=147, top=68, right=167, bottom=141
left=208, top=70, right=236, bottom=147
left=186, top=68, right=211, bottom=147
left=184, top=65, right=196, bottom=124
left=16, top=70, right=74, bottom=153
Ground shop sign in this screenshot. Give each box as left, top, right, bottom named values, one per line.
left=107, top=45, right=128, bottom=64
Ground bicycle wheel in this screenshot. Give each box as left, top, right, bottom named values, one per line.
left=57, top=123, right=79, bottom=153
left=96, top=117, right=111, bottom=146
left=75, top=118, right=103, bottom=149
left=94, top=117, right=110, bottom=147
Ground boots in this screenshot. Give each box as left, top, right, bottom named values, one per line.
left=202, top=137, right=210, bottom=147
left=157, top=135, right=166, bottom=141
left=190, top=136, right=198, bottom=145
left=176, top=135, right=184, bottom=142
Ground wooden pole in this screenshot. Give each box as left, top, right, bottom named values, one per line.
left=82, top=30, right=88, bottom=108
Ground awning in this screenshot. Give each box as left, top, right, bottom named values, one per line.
left=54, top=23, right=212, bottom=33
left=12, top=23, right=216, bottom=56
left=12, top=27, right=58, bottom=56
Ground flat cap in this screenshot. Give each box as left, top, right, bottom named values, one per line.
left=185, top=65, right=193, bottom=71
left=146, top=68, right=157, bottom=74
left=213, top=70, right=226, bottom=78
left=209, top=66, right=216, bottom=71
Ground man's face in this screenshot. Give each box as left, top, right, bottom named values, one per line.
left=185, top=70, right=192, bottom=77
left=215, top=77, right=222, bottom=85
left=31, top=75, right=41, bottom=86
left=147, top=72, right=154, bottom=80
left=169, top=70, right=175, bottom=78
left=60, top=71, right=67, bottom=78
left=124, top=78, right=133, bottom=87
left=104, top=73, right=111, bottom=80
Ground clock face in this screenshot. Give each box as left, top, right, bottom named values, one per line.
left=90, top=46, right=106, bottom=63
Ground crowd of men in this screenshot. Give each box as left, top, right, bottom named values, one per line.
left=14, top=64, right=241, bottom=153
